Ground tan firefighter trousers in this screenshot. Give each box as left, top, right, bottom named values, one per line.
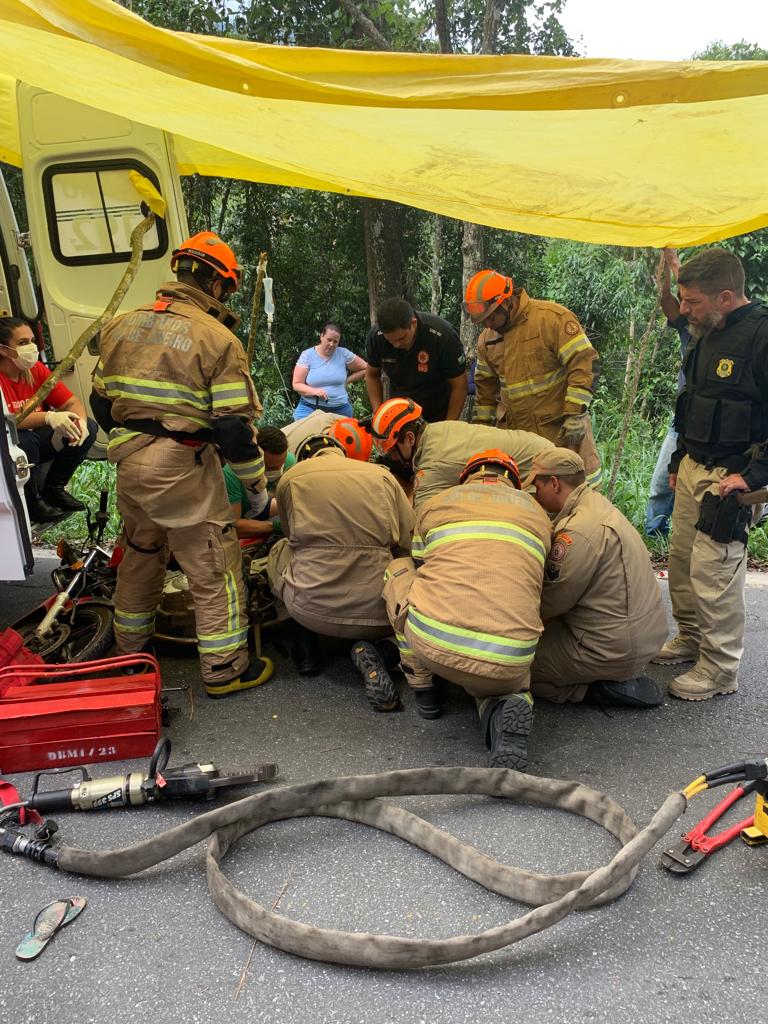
left=112, top=438, right=249, bottom=685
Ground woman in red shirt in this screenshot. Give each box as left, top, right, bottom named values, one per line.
left=0, top=316, right=97, bottom=523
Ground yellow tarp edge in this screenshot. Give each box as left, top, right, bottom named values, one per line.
left=1, top=0, right=767, bottom=247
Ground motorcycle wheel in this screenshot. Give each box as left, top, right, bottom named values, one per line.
left=13, top=602, right=115, bottom=664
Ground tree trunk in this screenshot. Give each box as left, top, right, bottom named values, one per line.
left=362, top=197, right=408, bottom=322
left=430, top=214, right=443, bottom=314
left=460, top=220, right=485, bottom=360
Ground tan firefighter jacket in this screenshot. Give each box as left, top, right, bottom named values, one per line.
left=404, top=477, right=551, bottom=678
left=473, top=289, right=597, bottom=427
left=281, top=410, right=345, bottom=455
left=412, top=419, right=553, bottom=510
left=93, top=281, right=265, bottom=494
left=540, top=483, right=668, bottom=664
left=271, top=449, right=414, bottom=630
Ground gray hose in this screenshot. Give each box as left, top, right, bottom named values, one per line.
left=57, top=767, right=686, bottom=969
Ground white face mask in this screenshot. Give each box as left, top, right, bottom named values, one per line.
left=12, top=343, right=39, bottom=370
left=265, top=469, right=283, bottom=483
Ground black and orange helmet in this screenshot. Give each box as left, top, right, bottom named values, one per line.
left=462, top=269, right=514, bottom=323
left=327, top=417, right=373, bottom=462
left=370, top=398, right=423, bottom=455
left=171, top=231, right=242, bottom=293
left=459, top=448, right=521, bottom=488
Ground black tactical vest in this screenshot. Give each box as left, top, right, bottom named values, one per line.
left=676, top=303, right=768, bottom=466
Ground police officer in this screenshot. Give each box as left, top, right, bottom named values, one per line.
left=526, top=448, right=666, bottom=707
left=383, top=450, right=551, bottom=770
left=369, top=396, right=553, bottom=510
left=652, top=248, right=768, bottom=701
left=91, top=231, right=273, bottom=698
left=365, top=298, right=468, bottom=422
left=266, top=433, right=414, bottom=709
left=463, top=269, right=602, bottom=488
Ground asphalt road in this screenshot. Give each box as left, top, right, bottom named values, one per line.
left=0, top=557, right=767, bottom=1024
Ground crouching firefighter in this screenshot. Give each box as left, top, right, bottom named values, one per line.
left=382, top=449, right=552, bottom=770
left=90, top=232, right=273, bottom=698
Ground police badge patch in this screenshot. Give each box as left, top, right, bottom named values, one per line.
left=716, top=358, right=734, bottom=378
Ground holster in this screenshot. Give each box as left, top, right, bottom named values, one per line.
left=695, top=492, right=751, bottom=545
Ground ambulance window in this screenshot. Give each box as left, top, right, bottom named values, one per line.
left=42, top=161, right=168, bottom=266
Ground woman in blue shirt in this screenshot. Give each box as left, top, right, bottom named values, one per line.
left=291, top=322, right=367, bottom=420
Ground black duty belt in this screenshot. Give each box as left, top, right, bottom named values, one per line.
left=122, top=419, right=214, bottom=447
left=687, top=450, right=746, bottom=474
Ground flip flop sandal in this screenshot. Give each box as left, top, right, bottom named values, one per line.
left=15, top=896, right=87, bottom=961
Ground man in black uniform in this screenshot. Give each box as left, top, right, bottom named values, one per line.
left=653, top=248, right=768, bottom=701
left=365, top=298, right=467, bottom=422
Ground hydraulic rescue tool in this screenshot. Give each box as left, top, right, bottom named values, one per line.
left=661, top=758, right=768, bottom=873
left=1, top=737, right=277, bottom=818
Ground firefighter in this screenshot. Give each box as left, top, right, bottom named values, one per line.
left=369, top=396, right=553, bottom=509
left=281, top=409, right=345, bottom=456
left=266, top=433, right=414, bottom=709
left=91, top=231, right=273, bottom=698
left=327, top=416, right=373, bottom=461
left=463, top=269, right=602, bottom=488
left=527, top=448, right=666, bottom=707
left=382, top=449, right=551, bottom=770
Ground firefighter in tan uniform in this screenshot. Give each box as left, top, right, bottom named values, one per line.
left=90, top=232, right=272, bottom=698
left=525, top=448, right=667, bottom=707
left=280, top=409, right=345, bottom=456
left=267, top=433, right=414, bottom=709
left=369, top=396, right=553, bottom=511
left=383, top=450, right=552, bottom=770
left=463, top=269, right=602, bottom=488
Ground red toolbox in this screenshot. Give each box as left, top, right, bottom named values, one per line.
left=0, top=655, right=163, bottom=773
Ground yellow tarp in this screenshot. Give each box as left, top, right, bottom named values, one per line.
left=1, top=0, right=768, bottom=246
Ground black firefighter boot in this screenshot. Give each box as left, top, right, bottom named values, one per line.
left=480, top=692, right=534, bottom=771
left=351, top=640, right=401, bottom=712
left=290, top=621, right=322, bottom=676
left=583, top=677, right=663, bottom=709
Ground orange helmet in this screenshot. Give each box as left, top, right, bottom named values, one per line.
left=463, top=270, right=514, bottom=323
left=327, top=417, right=373, bottom=462
left=370, top=398, right=423, bottom=454
left=171, top=231, right=242, bottom=293
left=459, top=448, right=521, bottom=488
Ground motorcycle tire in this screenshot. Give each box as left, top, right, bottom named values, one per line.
left=13, top=601, right=115, bottom=664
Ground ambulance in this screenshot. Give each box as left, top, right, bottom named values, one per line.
left=0, top=85, right=189, bottom=579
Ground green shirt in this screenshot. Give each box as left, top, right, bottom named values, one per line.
left=223, top=453, right=296, bottom=511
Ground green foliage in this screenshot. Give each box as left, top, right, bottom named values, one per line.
left=692, top=40, right=768, bottom=61
left=37, top=460, right=121, bottom=545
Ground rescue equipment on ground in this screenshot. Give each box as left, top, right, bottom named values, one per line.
left=1, top=737, right=277, bottom=815
left=661, top=758, right=768, bottom=872
left=0, top=766, right=684, bottom=968
left=0, top=654, right=163, bottom=773
left=2, top=760, right=764, bottom=968
left=370, top=397, right=423, bottom=454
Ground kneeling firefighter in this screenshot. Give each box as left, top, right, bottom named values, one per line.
left=90, top=231, right=273, bottom=698
left=383, top=449, right=552, bottom=770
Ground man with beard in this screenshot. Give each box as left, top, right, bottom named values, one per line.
left=653, top=248, right=768, bottom=701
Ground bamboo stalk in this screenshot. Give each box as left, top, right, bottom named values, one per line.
left=245, top=252, right=268, bottom=368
